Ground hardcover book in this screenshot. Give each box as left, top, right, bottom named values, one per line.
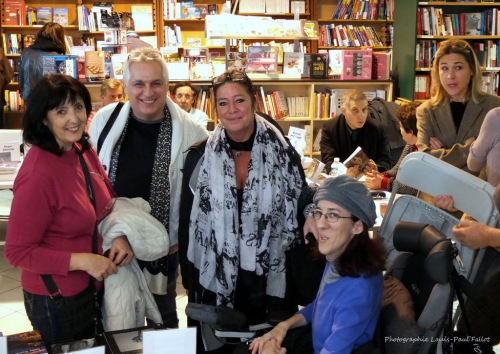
left=130, top=5, right=153, bottom=31
left=36, top=7, right=52, bottom=24
left=343, top=146, right=370, bottom=179
left=178, top=1, right=194, bottom=19
left=3, top=0, right=25, bottom=25
left=247, top=46, right=278, bottom=72
left=53, top=7, right=68, bottom=25
left=207, top=4, right=218, bottom=15
left=227, top=52, right=247, bottom=72
left=372, top=52, right=391, bottom=80
left=84, top=51, right=105, bottom=81
left=305, top=158, right=325, bottom=183
left=341, top=49, right=373, bottom=80
left=310, top=53, right=328, bottom=79
left=111, top=54, right=127, bottom=79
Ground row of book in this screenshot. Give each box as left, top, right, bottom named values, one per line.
left=418, top=7, right=500, bottom=36
left=4, top=90, right=24, bottom=112
left=318, top=24, right=390, bottom=47
left=77, top=3, right=154, bottom=32
left=416, top=39, right=500, bottom=68
left=3, top=0, right=68, bottom=26
left=331, top=0, right=394, bottom=21
left=237, top=0, right=303, bottom=14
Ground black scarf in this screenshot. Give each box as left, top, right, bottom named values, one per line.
left=30, top=37, right=65, bottom=53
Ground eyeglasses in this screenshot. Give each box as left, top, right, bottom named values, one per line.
left=212, top=71, right=250, bottom=87
left=128, top=49, right=162, bottom=60
left=175, top=93, right=193, bottom=100
left=308, top=209, right=353, bottom=223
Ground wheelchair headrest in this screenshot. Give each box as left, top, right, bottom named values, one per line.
left=393, top=221, right=454, bottom=284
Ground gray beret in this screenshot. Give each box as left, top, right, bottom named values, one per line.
left=313, top=175, right=377, bottom=227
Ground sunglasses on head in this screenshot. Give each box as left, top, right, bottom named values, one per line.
left=212, top=71, right=250, bottom=87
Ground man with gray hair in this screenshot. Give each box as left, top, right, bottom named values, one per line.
left=89, top=47, right=208, bottom=328
left=320, top=89, right=391, bottom=175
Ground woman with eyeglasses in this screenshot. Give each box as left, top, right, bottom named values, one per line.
left=416, top=39, right=500, bottom=173
left=172, top=81, right=209, bottom=128
left=179, top=70, right=318, bottom=353
left=250, top=175, right=385, bottom=354
left=5, top=74, right=132, bottom=342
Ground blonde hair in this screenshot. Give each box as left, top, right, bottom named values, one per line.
left=341, top=89, right=367, bottom=108
left=100, top=78, right=124, bottom=96
left=431, top=39, right=484, bottom=106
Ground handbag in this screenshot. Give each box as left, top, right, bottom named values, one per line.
left=142, top=256, right=169, bottom=295
left=41, top=154, right=102, bottom=339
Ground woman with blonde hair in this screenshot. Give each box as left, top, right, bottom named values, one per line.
left=18, top=22, right=67, bottom=100
left=416, top=39, right=500, bottom=172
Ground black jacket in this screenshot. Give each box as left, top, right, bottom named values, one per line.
left=320, top=114, right=392, bottom=172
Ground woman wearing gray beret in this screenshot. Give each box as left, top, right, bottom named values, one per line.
left=250, top=175, right=386, bottom=354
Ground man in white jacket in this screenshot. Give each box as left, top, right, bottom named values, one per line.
left=89, top=47, right=208, bottom=328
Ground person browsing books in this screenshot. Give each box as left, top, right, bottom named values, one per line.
left=320, top=89, right=391, bottom=177
left=18, top=22, right=67, bottom=101
left=365, top=102, right=420, bottom=196
left=172, top=81, right=209, bottom=128
left=416, top=39, right=500, bottom=173
left=5, top=74, right=133, bottom=342
left=88, top=47, right=208, bottom=329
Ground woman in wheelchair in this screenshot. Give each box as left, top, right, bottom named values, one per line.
left=249, top=176, right=386, bottom=354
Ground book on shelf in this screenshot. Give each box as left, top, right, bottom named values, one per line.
left=53, top=7, right=69, bottom=25
left=341, top=49, right=373, bottom=81
left=343, top=146, right=370, bottom=179
left=227, top=52, right=247, bottom=72
left=282, top=52, right=304, bottom=75
left=3, top=0, right=25, bottom=26
left=328, top=49, right=342, bottom=79
left=372, top=52, right=391, bottom=80
left=186, top=38, right=203, bottom=47
left=26, top=6, right=36, bottom=25
left=84, top=51, right=106, bottom=81
left=207, top=4, right=218, bottom=15
left=36, top=7, right=52, bottom=24
left=5, top=330, right=47, bottom=354
left=111, top=54, right=127, bottom=79
left=247, top=46, right=279, bottom=73
left=310, top=53, right=328, bottom=79
left=465, top=13, right=482, bottom=35
left=178, top=1, right=194, bottom=19
left=42, top=55, right=78, bottom=79
left=131, top=5, right=154, bottom=31
left=186, top=5, right=208, bottom=19
left=92, top=2, right=113, bottom=31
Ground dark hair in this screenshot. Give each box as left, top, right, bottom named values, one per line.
left=212, top=70, right=256, bottom=108
left=23, top=74, right=92, bottom=156
left=36, top=22, right=67, bottom=54
left=336, top=217, right=386, bottom=277
left=397, top=102, right=420, bottom=135
left=173, top=81, right=198, bottom=96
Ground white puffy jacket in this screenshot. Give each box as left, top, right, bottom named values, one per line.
left=99, top=197, right=170, bottom=331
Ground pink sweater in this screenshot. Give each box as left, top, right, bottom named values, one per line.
left=5, top=145, right=113, bottom=296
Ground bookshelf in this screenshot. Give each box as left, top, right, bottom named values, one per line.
left=393, top=1, right=500, bottom=101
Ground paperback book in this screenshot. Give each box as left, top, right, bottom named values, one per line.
left=36, top=6, right=52, bottom=24
left=53, top=7, right=68, bottom=25
left=42, top=55, right=78, bottom=78
left=343, top=146, right=370, bottom=179
left=282, top=52, right=304, bottom=75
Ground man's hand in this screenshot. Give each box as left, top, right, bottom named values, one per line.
left=453, top=220, right=498, bottom=250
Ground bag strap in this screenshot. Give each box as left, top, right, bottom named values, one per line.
left=41, top=153, right=98, bottom=297
left=97, top=102, right=124, bottom=154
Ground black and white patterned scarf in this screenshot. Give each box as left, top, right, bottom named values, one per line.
left=108, top=105, right=172, bottom=229
left=188, top=115, right=303, bottom=307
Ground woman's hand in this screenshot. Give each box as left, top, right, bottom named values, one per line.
left=70, top=253, right=117, bottom=281
left=249, top=324, right=288, bottom=354
left=430, top=137, right=445, bottom=150
left=433, top=195, right=458, bottom=213
left=108, top=236, right=133, bottom=266
left=365, top=171, right=383, bottom=190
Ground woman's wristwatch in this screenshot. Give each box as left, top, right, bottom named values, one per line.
left=303, top=203, right=316, bottom=218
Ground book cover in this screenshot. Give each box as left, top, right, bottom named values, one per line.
left=343, top=146, right=370, bottom=179
left=186, top=6, right=202, bottom=19
left=310, top=53, right=328, bottom=79
left=160, top=46, right=180, bottom=62
left=464, top=13, right=482, bottom=35
left=111, top=53, right=127, bottom=79
left=53, top=7, right=68, bottom=25
left=372, top=52, right=391, bottom=80
left=283, top=52, right=304, bottom=75
left=178, top=1, right=194, bottom=19
left=305, top=158, right=325, bottom=182
left=84, top=51, right=105, bottom=81
left=207, top=4, right=218, bottom=15
left=328, top=49, right=342, bottom=78
left=247, top=46, right=278, bottom=72
left=341, top=49, right=373, bottom=80
left=36, top=7, right=52, bottom=24
left=7, top=330, right=47, bottom=354
left=131, top=5, right=154, bottom=31
left=3, top=0, right=25, bottom=25
left=227, top=52, right=247, bottom=72
left=42, top=55, right=78, bottom=78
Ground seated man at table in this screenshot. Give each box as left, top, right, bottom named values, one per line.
left=320, top=89, right=392, bottom=177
